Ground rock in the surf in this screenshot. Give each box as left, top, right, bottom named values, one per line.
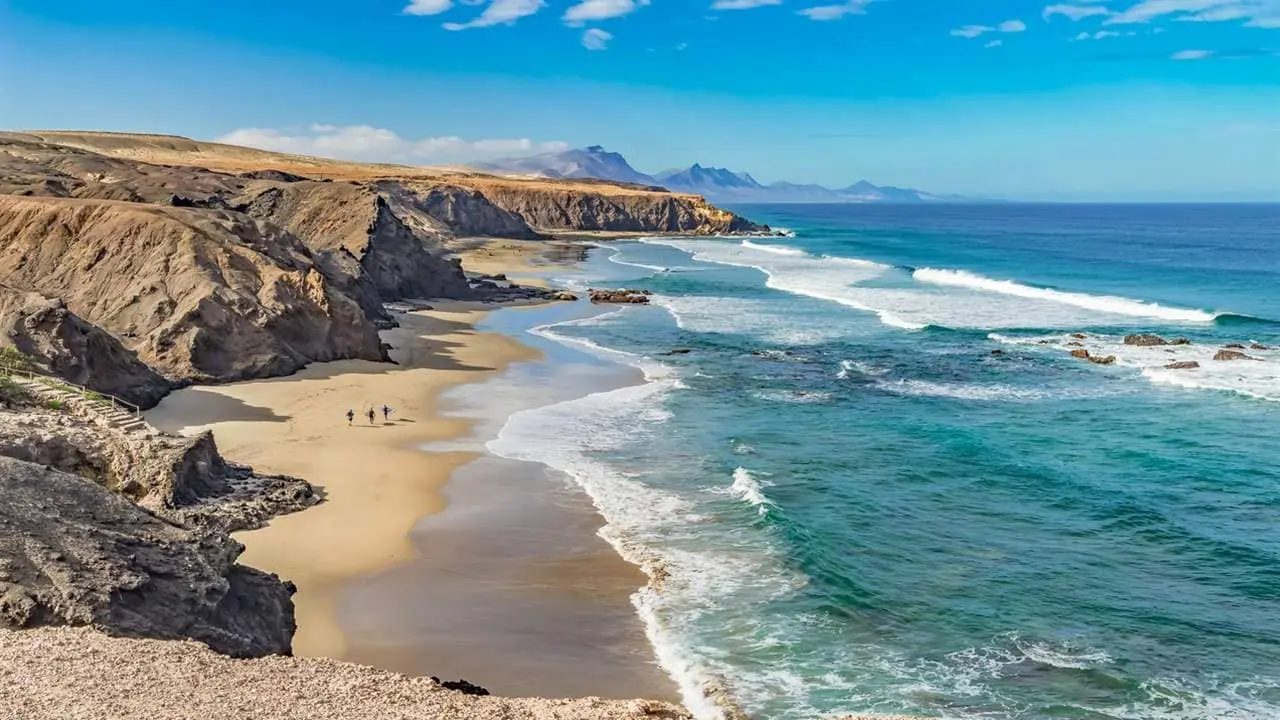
left=1124, top=334, right=1168, bottom=346
left=1165, top=361, right=1200, bottom=369
left=589, top=288, right=651, bottom=304
left=1251, top=343, right=1270, bottom=350
left=1070, top=349, right=1091, bottom=359
left=1214, top=349, right=1253, bottom=361
left=1224, top=343, right=1246, bottom=349
left=1089, top=354, right=1117, bottom=365
left=551, top=291, right=579, bottom=302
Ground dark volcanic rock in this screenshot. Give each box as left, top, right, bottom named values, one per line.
left=430, top=677, right=491, bottom=696
left=1124, top=334, right=1168, bottom=346
left=1224, top=343, right=1246, bottom=349
left=0, top=455, right=295, bottom=658
left=589, top=288, right=652, bottom=304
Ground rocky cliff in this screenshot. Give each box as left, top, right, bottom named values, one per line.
left=0, top=284, right=171, bottom=408
left=0, top=455, right=296, bottom=657
left=0, top=195, right=385, bottom=384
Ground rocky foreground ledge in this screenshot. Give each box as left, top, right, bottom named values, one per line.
left=0, top=626, right=690, bottom=720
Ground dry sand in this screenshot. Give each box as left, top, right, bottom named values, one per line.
left=452, top=237, right=588, bottom=287
left=147, top=303, right=538, bottom=659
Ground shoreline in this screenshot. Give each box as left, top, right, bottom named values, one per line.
left=147, top=302, right=540, bottom=659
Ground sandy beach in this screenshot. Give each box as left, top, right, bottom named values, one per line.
left=147, top=303, right=538, bottom=659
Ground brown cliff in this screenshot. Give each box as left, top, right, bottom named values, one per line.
left=0, top=195, right=385, bottom=384
left=0, top=284, right=171, bottom=408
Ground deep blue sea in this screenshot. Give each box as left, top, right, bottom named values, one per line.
left=486, top=204, right=1280, bottom=720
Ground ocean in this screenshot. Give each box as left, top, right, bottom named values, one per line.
left=480, top=204, right=1280, bottom=719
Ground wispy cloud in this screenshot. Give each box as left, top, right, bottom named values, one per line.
left=404, top=0, right=454, bottom=15
left=798, top=0, right=873, bottom=21
left=216, top=125, right=568, bottom=163
left=1073, top=29, right=1124, bottom=38
left=711, top=0, right=782, bottom=9
left=442, top=0, right=545, bottom=30
left=985, top=39, right=1005, bottom=47
left=951, top=19, right=1027, bottom=37
left=1171, top=48, right=1215, bottom=58
left=1105, top=0, right=1280, bottom=28
left=564, top=0, right=650, bottom=24
left=1043, top=3, right=1114, bottom=20
left=582, top=27, right=614, bottom=49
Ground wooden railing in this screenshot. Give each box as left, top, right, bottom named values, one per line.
left=0, top=366, right=141, bottom=417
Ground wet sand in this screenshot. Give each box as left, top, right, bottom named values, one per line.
left=146, top=304, right=538, bottom=659
left=145, top=296, right=678, bottom=702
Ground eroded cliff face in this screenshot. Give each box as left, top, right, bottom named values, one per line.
left=0, top=455, right=296, bottom=658
left=466, top=183, right=764, bottom=234
left=0, top=196, right=385, bottom=384
left=235, top=181, right=474, bottom=312
left=0, top=284, right=171, bottom=408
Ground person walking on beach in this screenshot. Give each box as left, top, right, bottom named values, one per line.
left=346, top=409, right=354, bottom=426
left=382, top=404, right=392, bottom=421
left=367, top=407, right=376, bottom=425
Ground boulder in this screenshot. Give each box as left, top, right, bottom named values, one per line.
left=0, top=456, right=295, bottom=658
left=1224, top=343, right=1245, bottom=349
left=1214, top=349, right=1253, bottom=361
left=1171, top=338, right=1192, bottom=345
left=1070, top=333, right=1086, bottom=339
left=1089, top=355, right=1117, bottom=365
left=589, top=288, right=651, bottom=304
left=1124, top=334, right=1168, bottom=346
left=1251, top=343, right=1270, bottom=350
left=1070, top=349, right=1090, bottom=359
left=1165, top=361, right=1200, bottom=369
left=551, top=291, right=579, bottom=302
left=430, top=678, right=491, bottom=697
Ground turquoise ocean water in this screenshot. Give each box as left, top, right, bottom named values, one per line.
left=483, top=204, right=1280, bottom=720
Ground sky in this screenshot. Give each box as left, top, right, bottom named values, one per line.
left=1, top=0, right=1277, bottom=200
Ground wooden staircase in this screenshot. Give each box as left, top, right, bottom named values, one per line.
left=9, top=374, right=157, bottom=436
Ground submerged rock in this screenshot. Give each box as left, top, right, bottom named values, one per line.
left=1224, top=343, right=1246, bottom=349
left=1165, top=361, right=1200, bottom=369
left=1124, top=334, right=1168, bottom=346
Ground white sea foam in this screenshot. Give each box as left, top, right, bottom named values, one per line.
left=643, top=238, right=1233, bottom=332
left=914, top=268, right=1219, bottom=323
left=740, top=239, right=806, bottom=255
left=837, top=359, right=890, bottom=379
left=729, top=467, right=773, bottom=515
left=875, top=378, right=1066, bottom=402
left=991, top=333, right=1280, bottom=403
left=753, top=389, right=833, bottom=404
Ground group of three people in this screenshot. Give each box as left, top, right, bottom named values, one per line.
left=346, top=405, right=393, bottom=425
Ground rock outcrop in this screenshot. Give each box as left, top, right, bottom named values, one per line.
left=1214, top=349, right=1253, bottom=361
left=0, top=284, right=170, bottom=408
left=590, top=288, right=653, bottom=304
left=473, top=182, right=764, bottom=234
left=0, top=195, right=385, bottom=384
left=1069, top=348, right=1117, bottom=365
left=0, top=455, right=295, bottom=657
left=1122, top=334, right=1190, bottom=347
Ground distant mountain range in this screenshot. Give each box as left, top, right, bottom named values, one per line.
left=473, top=146, right=974, bottom=204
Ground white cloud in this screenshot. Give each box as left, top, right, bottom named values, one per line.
left=215, top=125, right=568, bottom=163
left=711, top=0, right=782, bottom=9
left=582, top=27, right=613, bottom=49
left=1073, top=28, right=1124, bottom=37
left=1171, top=48, right=1215, bottom=58
left=403, top=0, right=453, bottom=15
left=442, top=0, right=545, bottom=30
left=985, top=39, right=1004, bottom=46
left=951, top=19, right=1026, bottom=37
left=1043, top=3, right=1114, bottom=20
left=798, top=0, right=873, bottom=21
left=1105, top=0, right=1280, bottom=27
left=563, top=0, right=649, bottom=24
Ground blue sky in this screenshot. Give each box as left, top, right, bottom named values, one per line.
left=1, top=0, right=1277, bottom=200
